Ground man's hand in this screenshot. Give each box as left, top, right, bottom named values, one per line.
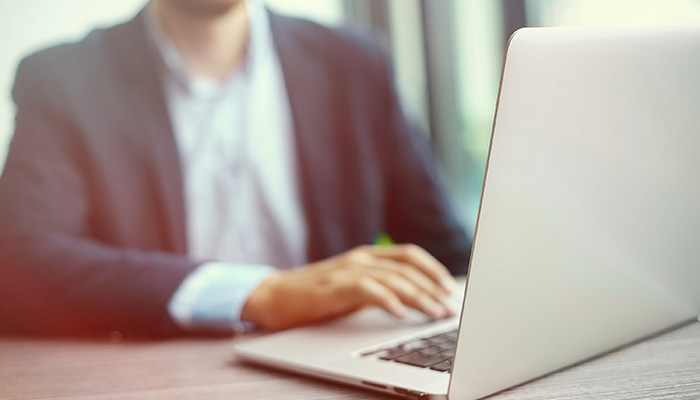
left=240, top=244, right=458, bottom=331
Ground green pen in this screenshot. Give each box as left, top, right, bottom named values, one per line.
left=372, top=232, right=395, bottom=248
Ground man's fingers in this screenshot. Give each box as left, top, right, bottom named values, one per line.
left=354, top=277, right=408, bottom=318
left=373, top=244, right=456, bottom=292
left=372, top=273, right=451, bottom=318
left=344, top=246, right=453, bottom=314
left=369, top=257, right=450, bottom=304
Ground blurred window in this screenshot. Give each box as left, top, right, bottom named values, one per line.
left=451, top=0, right=506, bottom=230
left=0, top=0, right=149, bottom=172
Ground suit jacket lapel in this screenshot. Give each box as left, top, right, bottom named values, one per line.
left=269, top=12, right=341, bottom=263
left=102, top=11, right=188, bottom=254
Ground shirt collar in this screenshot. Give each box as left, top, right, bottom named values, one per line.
left=144, top=0, right=271, bottom=95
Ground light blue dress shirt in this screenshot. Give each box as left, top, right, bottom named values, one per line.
left=145, top=0, right=307, bottom=332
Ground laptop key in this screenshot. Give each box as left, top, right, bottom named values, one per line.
left=429, top=359, right=452, bottom=372
left=378, top=346, right=409, bottom=361
left=417, top=345, right=443, bottom=356
left=428, top=333, right=451, bottom=343
left=408, top=339, right=432, bottom=350
left=435, top=341, right=455, bottom=352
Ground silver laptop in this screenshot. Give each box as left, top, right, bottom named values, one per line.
left=233, top=25, right=700, bottom=400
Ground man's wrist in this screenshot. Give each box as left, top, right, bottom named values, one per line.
left=168, top=262, right=278, bottom=332
left=240, top=272, right=280, bottom=330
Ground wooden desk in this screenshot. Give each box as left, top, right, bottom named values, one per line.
left=1, top=322, right=698, bottom=399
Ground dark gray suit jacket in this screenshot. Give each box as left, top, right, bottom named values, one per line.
left=0, top=11, right=471, bottom=337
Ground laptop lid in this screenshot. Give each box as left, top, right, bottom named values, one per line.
left=449, top=25, right=700, bottom=400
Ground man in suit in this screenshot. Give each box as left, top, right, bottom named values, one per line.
left=0, top=0, right=471, bottom=338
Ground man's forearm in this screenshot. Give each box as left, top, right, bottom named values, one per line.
left=0, top=230, right=197, bottom=337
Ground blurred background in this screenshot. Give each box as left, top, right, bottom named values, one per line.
left=1, top=0, right=700, bottom=235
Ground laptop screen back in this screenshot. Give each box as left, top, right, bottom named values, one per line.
left=450, top=25, right=700, bottom=400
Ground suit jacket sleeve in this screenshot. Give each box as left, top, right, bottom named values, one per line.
left=375, top=46, right=472, bottom=275
left=0, top=57, right=197, bottom=338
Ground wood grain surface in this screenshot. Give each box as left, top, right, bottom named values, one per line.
left=1, top=322, right=698, bottom=399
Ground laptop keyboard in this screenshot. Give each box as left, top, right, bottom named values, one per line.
left=361, top=328, right=458, bottom=372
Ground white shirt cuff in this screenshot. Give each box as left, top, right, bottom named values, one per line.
left=168, top=261, right=277, bottom=332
